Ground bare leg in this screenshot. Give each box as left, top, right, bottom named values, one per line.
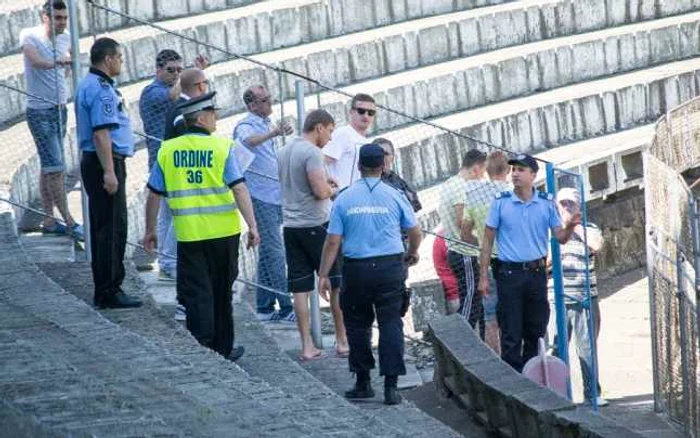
left=485, top=320, right=501, bottom=355
left=39, top=173, right=56, bottom=227
left=330, top=287, right=348, bottom=354
left=293, top=291, right=322, bottom=359
left=48, top=172, right=75, bottom=226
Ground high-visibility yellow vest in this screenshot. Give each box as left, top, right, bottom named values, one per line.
left=158, top=134, right=241, bottom=242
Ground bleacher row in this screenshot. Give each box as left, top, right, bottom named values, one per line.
left=1, top=0, right=698, bottom=434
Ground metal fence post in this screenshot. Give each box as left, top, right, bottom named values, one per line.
left=691, top=196, right=700, bottom=348
left=676, top=250, right=691, bottom=435
left=68, top=0, right=91, bottom=263
left=546, top=162, right=572, bottom=400
left=296, top=80, right=323, bottom=349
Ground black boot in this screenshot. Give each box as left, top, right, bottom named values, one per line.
left=345, top=371, right=374, bottom=399
left=384, top=375, right=401, bottom=405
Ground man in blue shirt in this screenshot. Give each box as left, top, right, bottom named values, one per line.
left=234, top=85, right=295, bottom=323
left=319, top=143, right=422, bottom=406
left=477, top=154, right=579, bottom=372
left=75, top=37, right=141, bottom=309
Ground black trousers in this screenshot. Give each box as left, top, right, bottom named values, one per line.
left=341, top=255, right=406, bottom=377
left=177, top=234, right=240, bottom=358
left=495, top=263, right=549, bottom=372
left=447, top=251, right=485, bottom=339
left=81, top=153, right=127, bottom=304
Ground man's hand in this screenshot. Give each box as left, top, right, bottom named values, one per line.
left=564, top=211, right=582, bottom=229
left=318, top=276, right=332, bottom=302
left=103, top=170, right=118, bottom=195
left=274, top=121, right=294, bottom=137
left=143, top=231, right=157, bottom=254
left=404, top=252, right=419, bottom=266
left=194, top=54, right=209, bottom=70
left=446, top=298, right=460, bottom=315
left=477, top=276, right=490, bottom=297
left=56, top=55, right=71, bottom=67
left=246, top=228, right=260, bottom=249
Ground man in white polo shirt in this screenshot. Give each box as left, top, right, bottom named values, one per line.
left=323, top=93, right=376, bottom=190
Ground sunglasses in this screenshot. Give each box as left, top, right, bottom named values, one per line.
left=166, top=66, right=184, bottom=74
left=354, top=107, right=376, bottom=116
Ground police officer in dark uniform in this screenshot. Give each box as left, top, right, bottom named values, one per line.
left=318, top=143, right=422, bottom=405
left=477, top=154, right=580, bottom=372
left=75, top=37, right=142, bottom=309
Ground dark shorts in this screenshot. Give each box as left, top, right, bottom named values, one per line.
left=283, top=224, right=341, bottom=293
left=26, top=106, right=67, bottom=173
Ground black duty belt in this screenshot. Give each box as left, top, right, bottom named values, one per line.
left=83, top=151, right=126, bottom=161
left=343, top=253, right=403, bottom=264
left=498, top=257, right=546, bottom=271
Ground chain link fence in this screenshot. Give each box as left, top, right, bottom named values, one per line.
left=645, top=98, right=700, bottom=437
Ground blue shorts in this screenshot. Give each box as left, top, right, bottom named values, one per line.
left=26, top=106, right=67, bottom=174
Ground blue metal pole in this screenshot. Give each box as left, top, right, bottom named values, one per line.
left=546, top=162, right=572, bottom=400
left=578, top=177, right=599, bottom=411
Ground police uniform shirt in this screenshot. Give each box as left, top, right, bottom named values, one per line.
left=485, top=190, right=561, bottom=263
left=147, top=126, right=245, bottom=196
left=328, top=177, right=417, bottom=259
left=75, top=67, right=134, bottom=156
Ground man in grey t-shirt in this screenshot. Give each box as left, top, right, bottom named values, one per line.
left=20, top=1, right=82, bottom=239
left=278, top=109, right=348, bottom=361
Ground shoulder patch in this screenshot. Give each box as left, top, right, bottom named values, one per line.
left=101, top=96, right=114, bottom=116
left=495, top=191, right=512, bottom=199
left=537, top=191, right=554, bottom=201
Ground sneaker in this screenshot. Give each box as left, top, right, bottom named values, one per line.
left=42, top=222, right=68, bottom=235
left=69, top=223, right=85, bottom=241
left=594, top=396, right=609, bottom=407
left=158, top=270, right=176, bottom=282
left=174, top=304, right=186, bottom=321
left=273, top=311, right=297, bottom=325
left=228, top=346, right=245, bottom=362
left=256, top=311, right=278, bottom=322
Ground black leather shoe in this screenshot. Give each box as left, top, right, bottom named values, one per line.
left=228, top=346, right=245, bottom=362
left=98, top=291, right=143, bottom=309
left=384, top=386, right=402, bottom=405
left=344, top=381, right=375, bottom=399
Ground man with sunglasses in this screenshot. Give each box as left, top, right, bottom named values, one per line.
left=323, top=93, right=376, bottom=190
left=234, top=85, right=295, bottom=324
left=139, top=50, right=208, bottom=285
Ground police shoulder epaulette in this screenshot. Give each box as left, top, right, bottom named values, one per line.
left=537, top=191, right=554, bottom=201
left=495, top=191, right=512, bottom=199
left=98, top=77, right=111, bottom=89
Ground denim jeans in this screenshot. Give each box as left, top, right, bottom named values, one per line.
left=26, top=106, right=67, bottom=173
left=549, top=297, right=602, bottom=400
left=157, top=198, right=177, bottom=275
left=253, top=198, right=292, bottom=316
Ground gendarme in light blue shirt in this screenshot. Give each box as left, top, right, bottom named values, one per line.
left=75, top=68, right=134, bottom=156
left=328, top=178, right=417, bottom=259
left=233, top=113, right=280, bottom=205
left=485, top=189, right=561, bottom=262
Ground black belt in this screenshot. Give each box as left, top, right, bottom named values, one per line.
left=343, top=253, right=403, bottom=264
left=498, top=257, right=546, bottom=271
left=83, top=151, right=126, bottom=161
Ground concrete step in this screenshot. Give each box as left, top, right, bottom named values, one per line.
left=2, top=224, right=414, bottom=436
left=0, top=0, right=259, bottom=59
left=381, top=56, right=700, bottom=191
left=0, top=0, right=513, bottom=125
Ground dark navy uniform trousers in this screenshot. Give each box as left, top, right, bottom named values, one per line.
left=341, top=254, right=406, bottom=377
left=495, top=259, right=550, bottom=372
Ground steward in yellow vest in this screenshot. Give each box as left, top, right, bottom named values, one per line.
left=143, top=92, right=260, bottom=362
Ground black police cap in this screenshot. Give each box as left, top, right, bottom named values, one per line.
left=507, top=153, right=539, bottom=173
left=177, top=91, right=220, bottom=115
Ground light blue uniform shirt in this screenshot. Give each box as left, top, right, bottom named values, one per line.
left=147, top=130, right=245, bottom=195
left=485, top=190, right=562, bottom=262
left=328, top=177, right=417, bottom=259
left=233, top=113, right=280, bottom=205
left=75, top=68, right=134, bottom=156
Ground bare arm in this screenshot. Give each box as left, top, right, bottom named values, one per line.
left=478, top=226, right=496, bottom=280
left=143, top=191, right=161, bottom=253
left=460, top=216, right=478, bottom=246
left=454, top=203, right=465, bottom=234
left=22, top=44, right=69, bottom=70
left=318, top=233, right=342, bottom=302
left=404, top=226, right=423, bottom=266
left=324, top=155, right=337, bottom=166
left=231, top=182, right=258, bottom=236
left=307, top=168, right=335, bottom=200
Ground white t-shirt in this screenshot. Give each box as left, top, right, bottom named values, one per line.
left=20, top=26, right=71, bottom=109
left=322, top=125, right=368, bottom=190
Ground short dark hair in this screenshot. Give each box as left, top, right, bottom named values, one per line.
left=351, top=93, right=375, bottom=109
left=373, top=137, right=394, bottom=155
left=42, top=1, right=67, bottom=16
left=156, top=49, right=182, bottom=68
left=90, top=37, right=120, bottom=65
left=303, top=109, right=335, bottom=133
left=461, top=149, right=487, bottom=169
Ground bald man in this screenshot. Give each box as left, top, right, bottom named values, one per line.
left=163, top=68, right=209, bottom=140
